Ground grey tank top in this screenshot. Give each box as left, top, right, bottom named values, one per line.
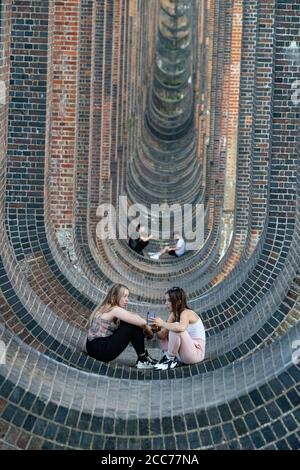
left=87, top=315, right=119, bottom=341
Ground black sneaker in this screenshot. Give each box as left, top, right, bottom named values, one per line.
left=157, top=354, right=168, bottom=364
left=154, top=356, right=179, bottom=370
left=145, top=349, right=158, bottom=365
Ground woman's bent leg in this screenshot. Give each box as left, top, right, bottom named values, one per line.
left=86, top=337, right=112, bottom=362
left=120, top=321, right=145, bottom=356
left=135, top=240, right=149, bottom=253
left=173, top=331, right=205, bottom=364
left=86, top=321, right=145, bottom=362
left=107, top=321, right=145, bottom=358
left=159, top=338, right=169, bottom=352
left=167, top=331, right=182, bottom=357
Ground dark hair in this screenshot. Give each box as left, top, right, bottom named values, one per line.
left=166, top=287, right=190, bottom=322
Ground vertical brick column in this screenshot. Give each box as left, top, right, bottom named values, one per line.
left=234, top=0, right=257, bottom=237
left=126, top=0, right=139, bottom=187
left=250, top=0, right=276, bottom=233
left=197, top=0, right=215, bottom=207
left=49, top=0, right=80, bottom=229
left=205, top=0, right=226, bottom=231
left=196, top=0, right=215, bottom=173
left=74, top=0, right=93, bottom=237
left=214, top=0, right=243, bottom=262
left=0, top=0, right=12, bottom=215
left=216, top=0, right=258, bottom=279
left=109, top=0, right=122, bottom=208
left=125, top=0, right=138, bottom=197
left=115, top=0, right=129, bottom=200
left=6, top=0, right=50, bottom=257
left=269, top=0, right=300, bottom=217
left=89, top=0, right=130, bottom=225
left=223, top=0, right=243, bottom=213
left=100, top=0, right=125, bottom=207
left=212, top=0, right=232, bottom=221
left=120, top=0, right=157, bottom=201
left=88, top=0, right=104, bottom=235
left=99, top=0, right=114, bottom=205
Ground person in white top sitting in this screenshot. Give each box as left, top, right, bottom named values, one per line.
left=149, top=286, right=206, bottom=370
left=150, top=232, right=185, bottom=260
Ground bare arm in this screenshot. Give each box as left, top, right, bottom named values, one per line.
left=151, top=313, right=174, bottom=338
left=150, top=313, right=169, bottom=339
left=156, top=328, right=169, bottom=340
left=140, top=234, right=153, bottom=242
left=112, top=306, right=147, bottom=327
left=111, top=306, right=153, bottom=337
left=151, top=310, right=189, bottom=333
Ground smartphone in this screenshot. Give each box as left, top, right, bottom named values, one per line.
left=147, top=312, right=156, bottom=324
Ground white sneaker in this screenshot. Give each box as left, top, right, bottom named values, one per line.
left=150, top=253, right=160, bottom=260
left=136, top=359, right=155, bottom=369
left=154, top=358, right=179, bottom=370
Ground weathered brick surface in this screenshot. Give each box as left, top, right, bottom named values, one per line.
left=0, top=0, right=299, bottom=452
left=49, top=0, right=80, bottom=229
left=6, top=0, right=49, bottom=255
left=0, top=0, right=12, bottom=213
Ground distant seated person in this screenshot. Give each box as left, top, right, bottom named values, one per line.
left=128, top=224, right=153, bottom=256
left=150, top=232, right=185, bottom=260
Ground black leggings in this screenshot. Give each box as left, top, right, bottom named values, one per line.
left=133, top=240, right=149, bottom=254
left=86, top=321, right=145, bottom=362
left=168, top=250, right=178, bottom=257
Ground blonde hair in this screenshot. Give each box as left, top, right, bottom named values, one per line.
left=89, top=284, right=129, bottom=325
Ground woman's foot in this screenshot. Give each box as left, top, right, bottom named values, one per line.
left=154, top=354, right=179, bottom=370
left=136, top=350, right=158, bottom=369
left=136, top=357, right=154, bottom=369
left=145, top=349, right=158, bottom=365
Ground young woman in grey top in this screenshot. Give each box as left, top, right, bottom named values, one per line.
left=87, top=283, right=157, bottom=369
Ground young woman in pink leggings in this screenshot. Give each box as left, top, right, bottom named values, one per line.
left=150, top=287, right=206, bottom=370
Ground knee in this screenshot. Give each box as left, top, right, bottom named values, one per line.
left=169, top=328, right=186, bottom=339
left=119, top=321, right=137, bottom=330
left=119, top=321, right=141, bottom=333
left=169, top=330, right=182, bottom=339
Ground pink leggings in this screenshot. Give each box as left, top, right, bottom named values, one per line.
left=160, top=330, right=205, bottom=364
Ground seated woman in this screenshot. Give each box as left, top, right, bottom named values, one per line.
left=86, top=283, right=157, bottom=369
left=150, top=287, right=205, bottom=370
left=128, top=224, right=153, bottom=256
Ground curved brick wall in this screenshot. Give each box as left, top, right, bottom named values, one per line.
left=0, top=0, right=299, bottom=450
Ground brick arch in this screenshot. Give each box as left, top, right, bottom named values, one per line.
left=0, top=0, right=299, bottom=451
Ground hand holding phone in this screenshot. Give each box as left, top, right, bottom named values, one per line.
left=147, top=312, right=156, bottom=325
